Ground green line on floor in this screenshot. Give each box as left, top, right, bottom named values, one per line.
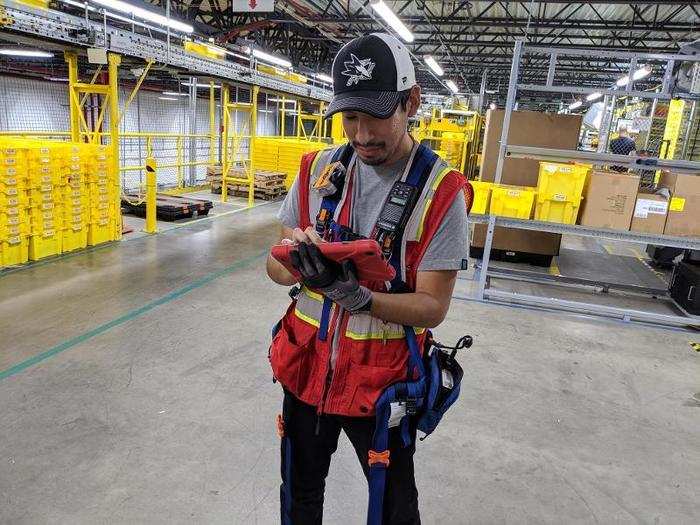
left=0, top=250, right=268, bottom=382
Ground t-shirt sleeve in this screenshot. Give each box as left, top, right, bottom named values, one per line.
left=276, top=176, right=301, bottom=229
left=417, top=189, right=469, bottom=271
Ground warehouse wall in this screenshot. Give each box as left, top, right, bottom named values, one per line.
left=0, top=76, right=280, bottom=190
left=0, top=76, right=71, bottom=131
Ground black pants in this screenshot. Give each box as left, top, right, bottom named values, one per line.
left=279, top=391, right=420, bottom=525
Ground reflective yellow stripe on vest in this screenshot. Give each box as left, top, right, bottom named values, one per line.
left=415, top=166, right=453, bottom=241
left=294, top=286, right=324, bottom=327
left=346, top=312, right=425, bottom=341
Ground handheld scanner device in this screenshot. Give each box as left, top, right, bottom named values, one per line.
left=314, top=161, right=347, bottom=237
left=374, top=181, right=419, bottom=258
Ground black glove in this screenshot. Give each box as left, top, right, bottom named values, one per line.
left=290, top=243, right=372, bottom=313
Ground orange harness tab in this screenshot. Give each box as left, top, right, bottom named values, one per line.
left=276, top=414, right=285, bottom=438
left=313, top=161, right=341, bottom=191
left=368, top=449, right=390, bottom=467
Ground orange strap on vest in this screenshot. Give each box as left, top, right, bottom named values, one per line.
left=368, top=449, right=390, bottom=467
left=276, top=414, right=285, bottom=438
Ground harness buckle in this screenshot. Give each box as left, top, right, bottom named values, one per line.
left=288, top=285, right=301, bottom=300
left=314, top=161, right=345, bottom=197
left=368, top=449, right=390, bottom=467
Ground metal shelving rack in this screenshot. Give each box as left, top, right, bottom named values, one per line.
left=0, top=3, right=333, bottom=102
left=475, top=42, right=700, bottom=328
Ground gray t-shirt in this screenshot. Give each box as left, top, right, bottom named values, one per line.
left=277, top=154, right=469, bottom=271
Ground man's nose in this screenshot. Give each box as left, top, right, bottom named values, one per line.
left=355, top=118, right=374, bottom=145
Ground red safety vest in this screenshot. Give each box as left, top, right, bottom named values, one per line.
left=270, top=145, right=467, bottom=417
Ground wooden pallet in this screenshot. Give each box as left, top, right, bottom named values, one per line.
left=210, top=184, right=287, bottom=201
left=207, top=169, right=285, bottom=187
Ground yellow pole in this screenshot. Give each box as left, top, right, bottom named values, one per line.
left=64, top=51, right=80, bottom=142
left=281, top=95, right=286, bottom=138
left=221, top=85, right=230, bottom=202
left=331, top=112, right=344, bottom=144
left=209, top=80, right=216, bottom=165
left=144, top=156, right=158, bottom=233
left=459, top=131, right=469, bottom=174
left=249, top=85, right=259, bottom=208
left=320, top=102, right=326, bottom=139
left=176, top=136, right=184, bottom=188
left=296, top=101, right=302, bottom=138
left=107, top=53, right=122, bottom=241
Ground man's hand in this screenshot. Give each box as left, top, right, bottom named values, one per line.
left=267, top=226, right=322, bottom=286
left=290, top=243, right=372, bottom=313
left=291, top=226, right=325, bottom=246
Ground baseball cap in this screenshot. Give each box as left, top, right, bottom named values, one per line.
left=325, top=33, right=416, bottom=120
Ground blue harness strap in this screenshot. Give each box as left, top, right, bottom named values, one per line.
left=367, top=328, right=425, bottom=525
left=366, top=144, right=440, bottom=525
left=387, top=144, right=439, bottom=292
left=316, top=144, right=355, bottom=341
left=317, top=296, right=333, bottom=342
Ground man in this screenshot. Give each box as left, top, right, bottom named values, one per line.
left=266, top=33, right=469, bottom=525
left=609, top=125, right=637, bottom=172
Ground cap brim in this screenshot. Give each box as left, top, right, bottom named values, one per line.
left=324, top=90, right=402, bottom=120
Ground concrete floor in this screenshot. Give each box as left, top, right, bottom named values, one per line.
left=1, top=203, right=699, bottom=524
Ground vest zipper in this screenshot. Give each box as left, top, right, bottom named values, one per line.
left=317, top=304, right=344, bottom=420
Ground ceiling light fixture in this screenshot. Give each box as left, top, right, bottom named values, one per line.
left=586, top=92, right=602, bottom=102
left=445, top=80, right=459, bottom=94
left=616, top=66, right=652, bottom=87
left=180, top=82, right=220, bottom=89
left=371, top=1, right=414, bottom=43
left=158, top=96, right=179, bottom=101
left=0, top=49, right=53, bottom=58
left=246, top=47, right=292, bottom=69
left=315, top=73, right=333, bottom=84
left=424, top=56, right=444, bottom=77
left=90, top=0, right=193, bottom=33
left=162, top=91, right=189, bottom=97
left=568, top=100, right=582, bottom=110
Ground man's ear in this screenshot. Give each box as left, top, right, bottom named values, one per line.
left=407, top=85, right=421, bottom=117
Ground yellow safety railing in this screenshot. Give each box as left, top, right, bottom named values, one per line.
left=0, top=130, right=216, bottom=191
left=118, top=132, right=214, bottom=189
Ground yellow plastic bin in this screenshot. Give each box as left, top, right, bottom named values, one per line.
left=470, top=180, right=492, bottom=215
left=62, top=224, right=89, bottom=253
left=29, top=230, right=63, bottom=261
left=1, top=235, right=29, bottom=267
left=535, top=162, right=589, bottom=224
left=87, top=220, right=114, bottom=247
left=489, top=185, right=536, bottom=219
left=537, top=161, right=589, bottom=200
left=534, top=198, right=582, bottom=224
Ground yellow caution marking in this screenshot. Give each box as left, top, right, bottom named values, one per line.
left=691, top=342, right=700, bottom=353
left=627, top=247, right=667, bottom=283
left=548, top=258, right=560, bottom=276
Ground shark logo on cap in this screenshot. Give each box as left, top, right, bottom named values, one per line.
left=341, top=53, right=375, bottom=86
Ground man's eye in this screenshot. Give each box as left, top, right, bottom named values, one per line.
left=344, top=114, right=357, bottom=120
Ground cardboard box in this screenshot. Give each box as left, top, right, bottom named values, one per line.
left=659, top=172, right=700, bottom=237
left=578, top=170, right=640, bottom=230
left=480, top=110, right=583, bottom=187
left=471, top=225, right=561, bottom=256
left=474, top=110, right=582, bottom=255
left=630, top=193, right=669, bottom=234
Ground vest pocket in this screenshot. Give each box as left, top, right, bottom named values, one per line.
left=348, top=362, right=407, bottom=416
left=270, top=304, right=317, bottom=396
left=347, top=313, right=409, bottom=368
